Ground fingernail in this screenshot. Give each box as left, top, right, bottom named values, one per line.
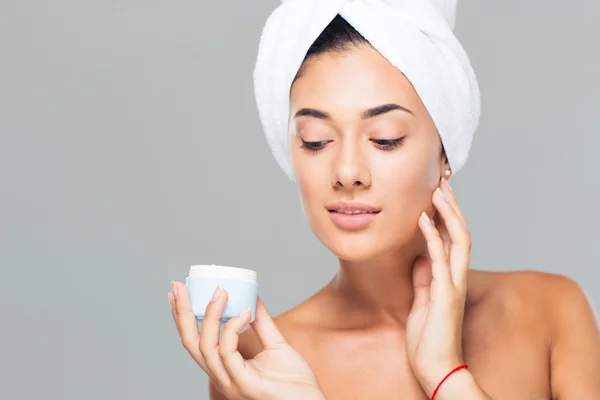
left=239, top=308, right=251, bottom=317
left=421, top=211, right=434, bottom=226
left=435, top=187, right=447, bottom=201
left=168, top=292, right=172, bottom=304
left=420, top=211, right=431, bottom=226
left=210, top=286, right=222, bottom=302
left=171, top=282, right=178, bottom=299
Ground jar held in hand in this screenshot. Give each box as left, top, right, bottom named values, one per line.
left=185, top=264, right=258, bottom=323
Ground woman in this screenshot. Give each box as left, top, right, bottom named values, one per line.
left=168, top=9, right=600, bottom=400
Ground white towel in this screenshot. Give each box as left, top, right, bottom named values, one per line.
left=253, top=0, right=481, bottom=181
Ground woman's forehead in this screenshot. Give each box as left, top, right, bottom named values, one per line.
left=290, top=47, right=423, bottom=118
left=293, top=47, right=416, bottom=93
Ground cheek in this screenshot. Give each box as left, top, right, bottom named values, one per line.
left=376, top=151, right=440, bottom=215
left=292, top=150, right=327, bottom=215
left=384, top=161, right=436, bottom=191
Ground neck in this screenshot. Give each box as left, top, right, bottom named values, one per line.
left=327, top=236, right=427, bottom=327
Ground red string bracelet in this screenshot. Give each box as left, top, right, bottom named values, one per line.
left=430, top=364, right=468, bottom=400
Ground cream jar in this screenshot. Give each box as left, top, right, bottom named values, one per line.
left=185, top=265, right=258, bottom=323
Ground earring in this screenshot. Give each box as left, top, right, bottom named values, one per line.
left=444, top=169, right=451, bottom=177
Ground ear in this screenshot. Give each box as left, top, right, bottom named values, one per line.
left=439, top=150, right=451, bottom=179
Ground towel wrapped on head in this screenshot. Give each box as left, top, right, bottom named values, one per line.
left=253, top=0, right=481, bottom=181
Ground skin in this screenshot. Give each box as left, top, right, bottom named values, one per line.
left=170, top=45, right=600, bottom=399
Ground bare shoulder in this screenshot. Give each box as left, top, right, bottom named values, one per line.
left=498, top=268, right=591, bottom=297
left=486, top=270, right=600, bottom=397
left=464, top=269, right=600, bottom=397
left=471, top=268, right=594, bottom=304
left=467, top=268, right=598, bottom=332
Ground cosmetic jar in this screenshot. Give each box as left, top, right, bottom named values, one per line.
left=185, top=265, right=258, bottom=323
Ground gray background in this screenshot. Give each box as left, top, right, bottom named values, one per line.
left=1, top=0, right=598, bottom=399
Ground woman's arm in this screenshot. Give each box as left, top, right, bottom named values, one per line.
left=549, top=274, right=600, bottom=399
left=425, top=369, right=493, bottom=400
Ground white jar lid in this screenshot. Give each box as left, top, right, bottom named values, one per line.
left=188, top=264, right=257, bottom=283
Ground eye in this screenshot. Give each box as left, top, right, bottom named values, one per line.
left=370, top=138, right=405, bottom=150
left=300, top=139, right=332, bottom=153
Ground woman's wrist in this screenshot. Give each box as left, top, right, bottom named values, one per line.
left=421, top=369, right=493, bottom=400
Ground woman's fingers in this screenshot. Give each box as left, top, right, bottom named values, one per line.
left=170, top=291, right=177, bottom=323
left=199, top=287, right=233, bottom=387
left=432, top=184, right=471, bottom=290
left=432, top=211, right=452, bottom=255
left=419, top=210, right=452, bottom=286
left=171, top=284, right=273, bottom=398
left=219, top=309, right=258, bottom=390
left=251, top=297, right=287, bottom=349
left=441, top=178, right=467, bottom=228
left=170, top=282, right=210, bottom=373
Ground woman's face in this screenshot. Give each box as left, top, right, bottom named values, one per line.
left=289, top=45, right=447, bottom=262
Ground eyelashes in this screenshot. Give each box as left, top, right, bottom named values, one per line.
left=300, top=140, right=332, bottom=153
left=300, top=138, right=405, bottom=153
left=370, top=138, right=405, bottom=150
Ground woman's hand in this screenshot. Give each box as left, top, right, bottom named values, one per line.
left=406, top=177, right=471, bottom=396
left=169, top=282, right=326, bottom=400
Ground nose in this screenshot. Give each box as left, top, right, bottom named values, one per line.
left=331, top=141, right=372, bottom=189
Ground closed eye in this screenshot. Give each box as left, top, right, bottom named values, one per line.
left=300, top=138, right=404, bottom=153
left=300, top=139, right=332, bottom=153
left=371, top=138, right=405, bottom=150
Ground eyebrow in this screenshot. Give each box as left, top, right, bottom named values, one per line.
left=293, top=103, right=414, bottom=120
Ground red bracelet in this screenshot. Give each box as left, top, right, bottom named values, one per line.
left=430, top=364, right=468, bottom=400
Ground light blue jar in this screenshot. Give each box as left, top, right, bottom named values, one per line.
left=185, top=265, right=258, bottom=324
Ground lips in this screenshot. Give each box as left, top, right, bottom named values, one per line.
left=326, top=202, right=381, bottom=229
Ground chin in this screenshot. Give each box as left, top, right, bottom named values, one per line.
left=316, top=229, right=396, bottom=262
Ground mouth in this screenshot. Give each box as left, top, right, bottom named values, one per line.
left=328, top=209, right=380, bottom=215
left=326, top=202, right=381, bottom=229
